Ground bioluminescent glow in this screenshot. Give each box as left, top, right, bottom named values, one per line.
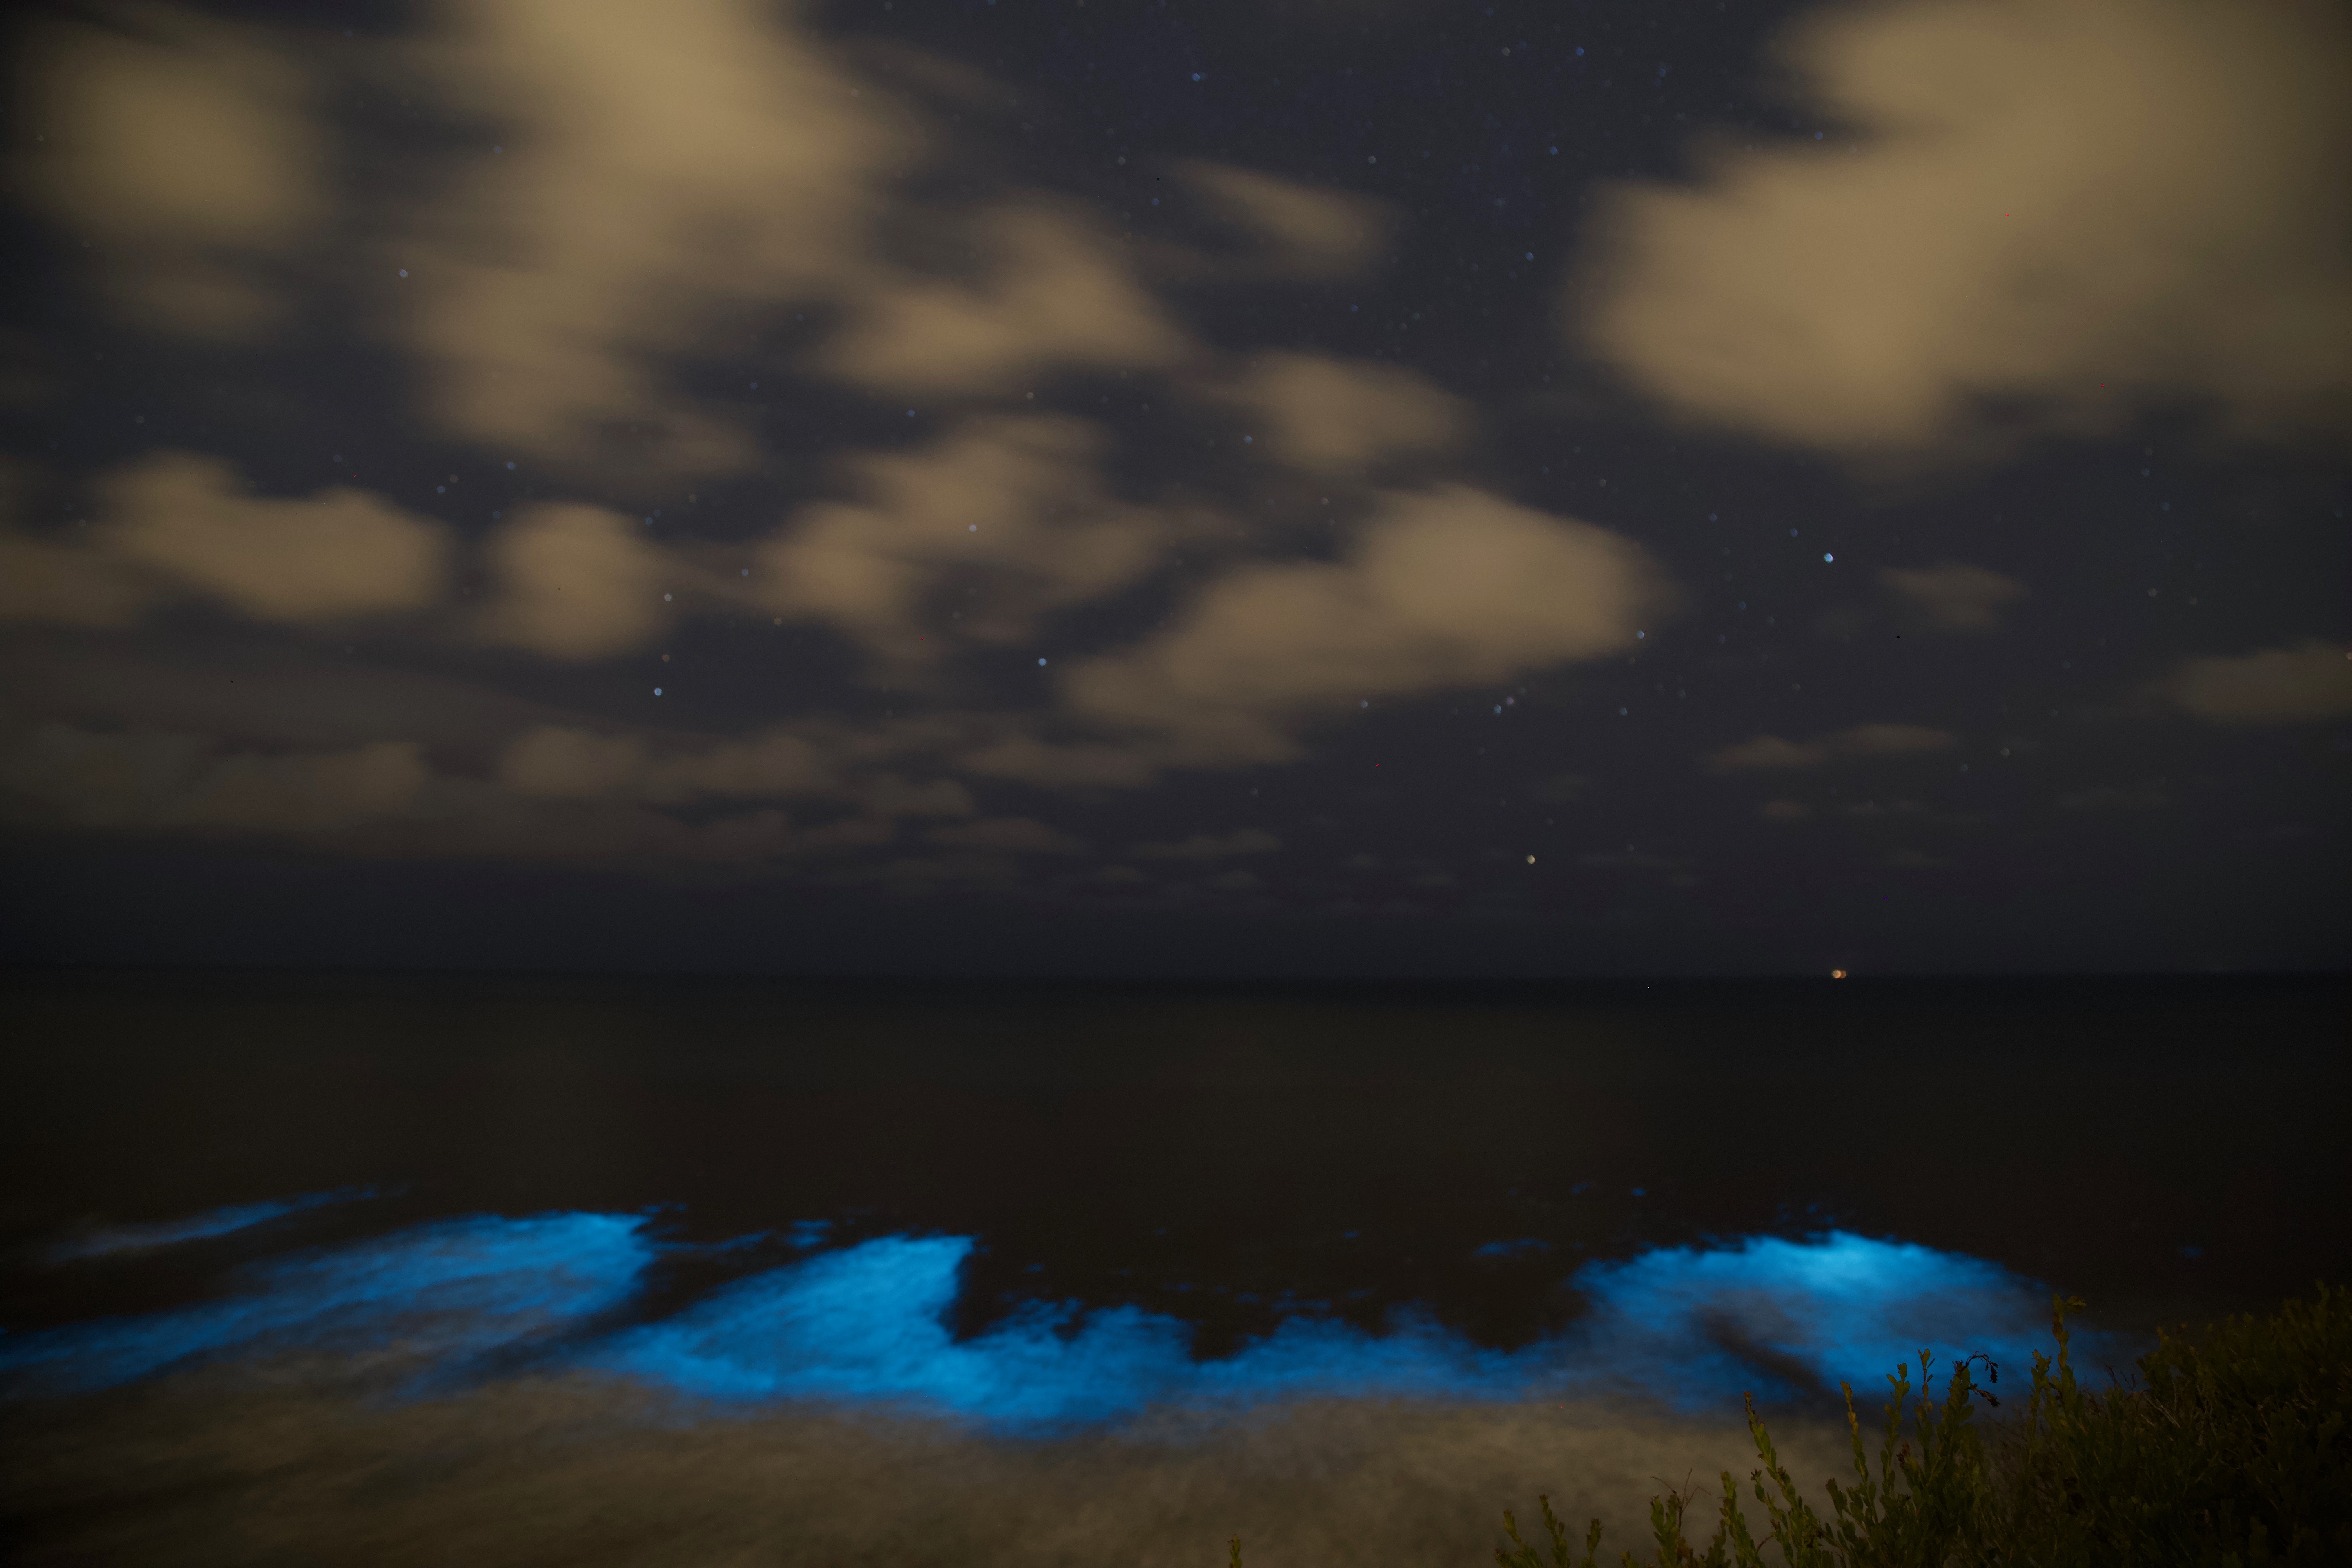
left=3, top=1204, right=2080, bottom=1429
left=40, top=1188, right=379, bottom=1265
left=595, top=1235, right=1533, bottom=1428
left=2, top=1212, right=654, bottom=1397
left=1564, top=1232, right=2062, bottom=1410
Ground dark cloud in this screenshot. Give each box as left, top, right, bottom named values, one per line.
left=1707, top=724, right=1958, bottom=773
left=2168, top=642, right=2352, bottom=726
left=1879, top=561, right=2027, bottom=634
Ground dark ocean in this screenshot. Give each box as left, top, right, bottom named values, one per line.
left=2, top=971, right=2344, bottom=1566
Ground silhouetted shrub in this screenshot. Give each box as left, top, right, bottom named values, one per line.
left=1234, top=1285, right=2351, bottom=1567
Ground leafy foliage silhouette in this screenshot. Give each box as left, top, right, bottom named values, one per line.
left=1227, top=1286, right=2349, bottom=1568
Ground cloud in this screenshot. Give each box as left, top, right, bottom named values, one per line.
left=0, top=644, right=561, bottom=759
left=494, top=724, right=983, bottom=825
left=0, top=530, right=157, bottom=628
left=97, top=452, right=451, bottom=622
left=863, top=774, right=980, bottom=819
left=1066, top=485, right=1669, bottom=764
left=0, top=712, right=987, bottom=867
left=1760, top=800, right=1810, bottom=822
left=815, top=198, right=1196, bottom=396
left=1131, top=828, right=1281, bottom=860
left=22, top=1, right=1205, bottom=480
left=926, top=816, right=1085, bottom=855
left=957, top=735, right=1160, bottom=788
left=389, top=0, right=921, bottom=474
left=1709, top=736, right=1828, bottom=772
left=0, top=722, right=424, bottom=834
left=1571, top=0, right=2352, bottom=461
left=1709, top=724, right=1958, bottom=772
left=2168, top=641, right=2352, bottom=725
left=497, top=726, right=655, bottom=801
left=753, top=416, right=1167, bottom=666
left=1879, top=561, right=2026, bottom=633
left=476, top=505, right=673, bottom=659
left=0, top=455, right=450, bottom=631
left=1200, top=353, right=1469, bottom=476
left=12, top=5, right=327, bottom=338
left=1169, top=160, right=1401, bottom=280
left=1836, top=724, right=1960, bottom=756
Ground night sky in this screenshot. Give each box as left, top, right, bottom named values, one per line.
left=2, top=0, right=2347, bottom=978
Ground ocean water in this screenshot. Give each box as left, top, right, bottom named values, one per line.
left=0, top=971, right=2343, bottom=1565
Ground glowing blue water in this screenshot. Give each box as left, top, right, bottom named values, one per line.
left=1564, top=1232, right=2055, bottom=1408
left=39, top=1187, right=378, bottom=1264
left=2, top=1212, right=653, bottom=1396
left=593, top=1235, right=1534, bottom=1425
left=3, top=1206, right=2078, bottom=1427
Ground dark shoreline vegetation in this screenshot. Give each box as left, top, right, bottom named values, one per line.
left=1226, top=1288, right=2351, bottom=1568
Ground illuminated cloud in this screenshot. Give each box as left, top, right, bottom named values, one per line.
left=1200, top=352, right=1470, bottom=476
left=499, top=725, right=834, bottom=804
left=18, top=1, right=1202, bottom=479
left=1709, top=724, right=1958, bottom=772
left=0, top=722, right=425, bottom=834
left=0, top=710, right=987, bottom=866
left=496, top=725, right=659, bottom=802
left=0, top=529, right=156, bottom=628
left=475, top=505, right=673, bottom=660
left=1067, top=486, right=1669, bottom=764
left=1131, top=829, right=1282, bottom=860
left=957, top=735, right=1161, bottom=789
left=392, top=0, right=920, bottom=474
left=1572, top=0, right=2352, bottom=461
left=1836, top=724, right=1962, bottom=756
left=0, top=644, right=557, bottom=761
left=925, top=816, right=1086, bottom=855
left=2168, top=641, right=2352, bottom=725
left=753, top=416, right=1168, bottom=666
left=494, top=723, right=979, bottom=834
left=2, top=455, right=450, bottom=630
left=11, top=5, right=327, bottom=338
left=92, top=453, right=452, bottom=624
left=1879, top=561, right=2027, bottom=633
left=815, top=198, right=1195, bottom=396
left=862, top=774, right=979, bottom=819
left=1169, top=160, right=1402, bottom=280
left=1709, top=736, right=1827, bottom=773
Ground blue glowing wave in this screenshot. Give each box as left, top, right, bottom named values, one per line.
left=2, top=1207, right=2080, bottom=1428
left=591, top=1235, right=1536, bottom=1426
left=41, top=1187, right=380, bottom=1265
left=1562, top=1232, right=2058, bottom=1410
left=2, top=1212, right=653, bottom=1396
